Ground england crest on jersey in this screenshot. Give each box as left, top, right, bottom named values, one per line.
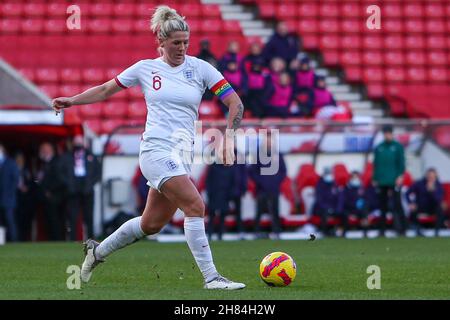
left=183, top=69, right=194, bottom=81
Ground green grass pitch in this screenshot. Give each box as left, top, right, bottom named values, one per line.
left=1, top=237, right=449, bottom=300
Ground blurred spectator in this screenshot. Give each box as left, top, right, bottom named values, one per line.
left=313, top=75, right=336, bottom=114
left=406, top=168, right=446, bottom=236
left=0, top=143, right=19, bottom=242
left=223, top=58, right=247, bottom=97
left=293, top=56, right=316, bottom=90
left=290, top=88, right=315, bottom=117
left=262, top=21, right=300, bottom=66
left=197, top=39, right=218, bottom=101
left=343, top=171, right=370, bottom=237
left=218, top=40, right=243, bottom=73
left=313, top=167, right=344, bottom=236
left=242, top=41, right=264, bottom=73
left=60, top=135, right=101, bottom=241
left=15, top=152, right=35, bottom=241
left=205, top=162, right=234, bottom=241
left=35, top=142, right=65, bottom=241
left=264, top=72, right=293, bottom=118
left=249, top=131, right=287, bottom=239
left=269, top=57, right=287, bottom=84
left=244, top=57, right=270, bottom=118
left=373, top=125, right=407, bottom=236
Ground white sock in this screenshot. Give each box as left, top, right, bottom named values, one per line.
left=184, top=216, right=219, bottom=283
left=96, top=217, right=145, bottom=259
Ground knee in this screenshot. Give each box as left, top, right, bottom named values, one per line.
left=184, top=198, right=205, bottom=218
left=140, top=221, right=164, bottom=235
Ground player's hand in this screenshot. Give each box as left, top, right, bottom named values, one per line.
left=219, top=130, right=235, bottom=166
left=52, top=97, right=73, bottom=115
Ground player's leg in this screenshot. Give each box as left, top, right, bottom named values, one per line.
left=81, top=189, right=177, bottom=283
left=161, top=175, right=245, bottom=290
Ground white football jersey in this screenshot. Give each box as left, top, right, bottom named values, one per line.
left=115, top=55, right=224, bottom=151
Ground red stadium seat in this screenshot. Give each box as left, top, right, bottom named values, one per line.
left=202, top=5, right=221, bottom=18
left=47, top=3, right=67, bottom=18
left=341, top=3, right=362, bottom=17
left=362, top=51, right=383, bottom=65
left=341, top=19, right=362, bottom=33
left=384, top=34, right=404, bottom=50
left=85, top=119, right=102, bottom=134
left=298, top=19, right=318, bottom=34
left=201, top=19, right=222, bottom=33
left=277, top=4, right=297, bottom=19
left=259, top=3, right=275, bottom=19
left=405, top=20, right=425, bottom=33
left=88, top=3, right=113, bottom=17
left=1, top=3, right=23, bottom=17
left=385, top=68, right=405, bottom=82
left=180, top=3, right=201, bottom=17
left=406, top=51, right=426, bottom=66
left=323, top=51, right=339, bottom=66
left=17, top=68, right=36, bottom=82
left=113, top=3, right=135, bottom=17
left=425, top=3, right=444, bottom=18
left=300, top=35, right=319, bottom=50
left=427, top=36, right=446, bottom=49
left=135, top=3, right=154, bottom=18
left=295, top=164, right=319, bottom=196
left=112, top=20, right=134, bottom=33
left=341, top=51, right=361, bottom=66
left=320, top=3, right=339, bottom=17
left=21, top=19, right=44, bottom=34
left=319, top=35, right=339, bottom=49
left=23, top=3, right=46, bottom=17
left=79, top=103, right=103, bottom=119
left=407, top=68, right=427, bottom=82
left=44, top=19, right=66, bottom=34
left=59, top=85, right=81, bottom=97
left=298, top=2, right=318, bottom=17
left=222, top=21, right=241, bottom=34
left=428, top=68, right=447, bottom=82
left=134, top=20, right=150, bottom=33
left=128, top=101, right=147, bottom=118
left=362, top=36, right=382, bottom=50
left=345, top=67, right=362, bottom=83
left=367, top=84, right=385, bottom=100
left=60, top=68, right=81, bottom=83
left=319, top=20, right=339, bottom=34
left=341, top=35, right=361, bottom=50
left=199, top=101, right=223, bottom=120
left=82, top=68, right=104, bottom=84
left=36, top=68, right=59, bottom=83
left=383, top=19, right=403, bottom=33
left=404, top=3, right=424, bottom=18
left=426, top=20, right=446, bottom=34
left=428, top=51, right=447, bottom=66
left=104, top=102, right=127, bottom=118
left=383, top=2, right=403, bottom=18
left=333, top=164, right=350, bottom=187
left=87, top=19, right=111, bottom=33
left=405, top=35, right=425, bottom=50
left=39, top=85, right=60, bottom=98
left=384, top=51, right=404, bottom=66
left=363, top=67, right=383, bottom=83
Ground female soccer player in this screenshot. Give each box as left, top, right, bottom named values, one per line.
left=52, top=6, right=245, bottom=290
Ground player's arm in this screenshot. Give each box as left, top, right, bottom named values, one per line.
left=52, top=79, right=123, bottom=114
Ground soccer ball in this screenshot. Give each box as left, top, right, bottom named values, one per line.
left=259, top=252, right=297, bottom=287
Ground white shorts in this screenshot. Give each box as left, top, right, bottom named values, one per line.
left=139, top=145, right=193, bottom=192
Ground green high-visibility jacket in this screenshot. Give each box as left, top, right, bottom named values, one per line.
left=373, top=140, right=405, bottom=187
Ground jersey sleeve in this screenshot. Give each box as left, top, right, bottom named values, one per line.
left=115, top=61, right=142, bottom=89
left=199, top=59, right=235, bottom=100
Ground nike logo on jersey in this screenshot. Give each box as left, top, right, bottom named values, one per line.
left=151, top=71, right=159, bottom=74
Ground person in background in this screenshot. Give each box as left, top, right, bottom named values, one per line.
left=132, top=166, right=150, bottom=214
left=406, top=168, right=446, bottom=237
left=242, top=41, right=264, bottom=74
left=222, top=58, right=247, bottom=99
left=343, top=171, right=369, bottom=237
left=35, top=142, right=65, bottom=241
left=248, top=130, right=287, bottom=239
left=268, top=57, right=286, bottom=84
left=264, top=72, right=293, bottom=118
left=229, top=151, right=248, bottom=239
left=262, top=21, right=300, bottom=66
left=291, top=87, right=315, bottom=117
left=15, top=151, right=35, bottom=241
left=373, top=125, right=407, bottom=236
left=244, top=57, right=270, bottom=118
left=293, top=56, right=316, bottom=90
left=312, top=75, right=336, bottom=114
left=313, top=167, right=344, bottom=236
left=197, top=39, right=218, bottom=101
left=0, top=143, right=19, bottom=242
left=218, top=40, right=243, bottom=73
left=205, top=161, right=234, bottom=241
left=60, top=135, right=101, bottom=241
